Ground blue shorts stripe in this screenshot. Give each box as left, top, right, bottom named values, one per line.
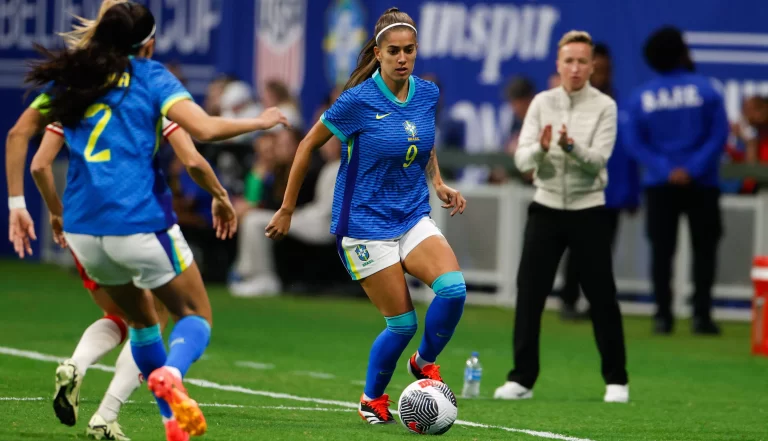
left=155, top=230, right=180, bottom=274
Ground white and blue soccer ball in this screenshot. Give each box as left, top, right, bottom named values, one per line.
left=397, top=379, right=458, bottom=435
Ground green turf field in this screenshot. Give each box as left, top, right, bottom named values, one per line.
left=1, top=259, right=766, bottom=440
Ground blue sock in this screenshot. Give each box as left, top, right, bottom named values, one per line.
left=129, top=325, right=172, bottom=419
left=165, top=316, right=211, bottom=378
left=418, top=271, right=466, bottom=363
left=364, top=310, right=417, bottom=399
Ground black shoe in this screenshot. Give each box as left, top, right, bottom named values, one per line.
left=560, top=303, right=589, bottom=321
left=692, top=317, right=721, bottom=336
left=358, top=394, right=395, bottom=424
left=653, top=316, right=674, bottom=335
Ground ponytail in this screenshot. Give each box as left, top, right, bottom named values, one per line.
left=343, top=7, right=416, bottom=91
left=25, top=2, right=155, bottom=127
left=343, top=37, right=379, bottom=91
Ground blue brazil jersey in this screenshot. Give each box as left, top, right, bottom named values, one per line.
left=45, top=58, right=191, bottom=235
left=321, top=70, right=439, bottom=240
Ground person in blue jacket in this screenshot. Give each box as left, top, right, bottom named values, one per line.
left=623, top=27, right=729, bottom=335
left=559, top=43, right=641, bottom=321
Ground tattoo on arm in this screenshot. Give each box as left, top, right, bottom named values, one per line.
left=426, top=149, right=438, bottom=184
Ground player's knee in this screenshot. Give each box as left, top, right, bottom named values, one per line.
left=432, top=271, right=466, bottom=299
left=385, top=310, right=418, bottom=336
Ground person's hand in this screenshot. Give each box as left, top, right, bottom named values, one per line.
left=257, top=107, right=290, bottom=130
left=539, top=125, right=552, bottom=152
left=558, top=124, right=574, bottom=149
left=9, top=208, right=36, bottom=258
left=212, top=197, right=238, bottom=239
left=435, top=182, right=467, bottom=216
left=669, top=168, right=691, bottom=186
left=265, top=207, right=293, bottom=240
left=49, top=213, right=66, bottom=249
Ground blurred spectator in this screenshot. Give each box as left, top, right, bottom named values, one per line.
left=164, top=61, right=188, bottom=86
left=623, top=26, right=729, bottom=335
left=204, top=73, right=236, bottom=116
left=262, top=80, right=304, bottom=130
left=233, top=132, right=278, bottom=218
left=219, top=80, right=264, bottom=144
left=741, top=96, right=768, bottom=162
left=559, top=43, right=641, bottom=320
left=229, top=130, right=340, bottom=297
left=496, top=76, right=536, bottom=184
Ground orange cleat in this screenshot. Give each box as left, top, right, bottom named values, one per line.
left=148, top=367, right=207, bottom=437
left=407, top=353, right=444, bottom=382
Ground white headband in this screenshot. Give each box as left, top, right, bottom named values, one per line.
left=375, top=23, right=417, bottom=44
left=133, top=24, right=156, bottom=48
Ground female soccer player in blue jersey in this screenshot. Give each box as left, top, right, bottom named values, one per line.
left=266, top=7, right=468, bottom=425
left=25, top=3, right=287, bottom=440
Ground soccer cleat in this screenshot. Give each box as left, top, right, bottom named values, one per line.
left=147, top=367, right=206, bottom=437
left=407, top=353, right=443, bottom=382
left=493, top=381, right=533, bottom=400
left=164, top=419, right=190, bottom=441
left=358, top=394, right=395, bottom=424
left=604, top=384, right=629, bottom=403
left=53, top=359, right=82, bottom=426
left=86, top=414, right=130, bottom=440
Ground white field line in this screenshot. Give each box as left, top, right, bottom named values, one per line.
left=0, top=346, right=596, bottom=441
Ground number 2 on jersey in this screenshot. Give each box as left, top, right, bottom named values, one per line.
left=403, top=144, right=418, bottom=168
left=84, top=103, right=112, bottom=163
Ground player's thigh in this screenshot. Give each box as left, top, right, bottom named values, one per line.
left=359, top=263, right=413, bottom=317
left=102, top=225, right=210, bottom=324
left=64, top=232, right=135, bottom=286
left=400, top=218, right=459, bottom=287
left=100, top=283, right=159, bottom=329
left=337, top=237, right=411, bottom=316
left=151, top=262, right=212, bottom=326
left=88, top=287, right=126, bottom=318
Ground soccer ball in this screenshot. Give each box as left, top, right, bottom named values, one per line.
left=397, top=379, right=458, bottom=435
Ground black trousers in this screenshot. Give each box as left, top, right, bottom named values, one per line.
left=645, top=185, right=722, bottom=320
left=561, top=208, right=621, bottom=307
left=507, top=202, right=628, bottom=388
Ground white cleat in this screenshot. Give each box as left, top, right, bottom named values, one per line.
left=87, top=414, right=130, bottom=440
left=493, top=381, right=533, bottom=400
left=53, top=359, right=82, bottom=426
left=604, top=384, right=629, bottom=403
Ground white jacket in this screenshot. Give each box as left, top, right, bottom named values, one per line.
left=514, top=84, right=617, bottom=210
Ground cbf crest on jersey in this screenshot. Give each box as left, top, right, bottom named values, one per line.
left=255, top=0, right=307, bottom=96
left=403, top=120, right=419, bottom=141
left=324, top=0, right=367, bottom=87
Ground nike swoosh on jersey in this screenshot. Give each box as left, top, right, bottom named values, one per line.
left=375, top=113, right=391, bottom=120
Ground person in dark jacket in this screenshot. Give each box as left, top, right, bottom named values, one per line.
left=559, top=43, right=641, bottom=320
left=623, top=27, right=729, bottom=335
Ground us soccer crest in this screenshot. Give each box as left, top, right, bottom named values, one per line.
left=403, top=121, right=419, bottom=141
left=355, top=244, right=370, bottom=262
left=255, top=0, right=307, bottom=95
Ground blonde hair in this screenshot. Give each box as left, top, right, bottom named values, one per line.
left=59, top=0, right=130, bottom=49
left=558, top=30, right=594, bottom=50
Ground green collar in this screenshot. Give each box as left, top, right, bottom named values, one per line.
left=372, top=69, right=415, bottom=107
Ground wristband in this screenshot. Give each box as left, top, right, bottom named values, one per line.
left=564, top=142, right=574, bottom=153
left=8, top=196, right=26, bottom=210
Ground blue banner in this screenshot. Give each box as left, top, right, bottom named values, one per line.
left=2, top=0, right=767, bottom=257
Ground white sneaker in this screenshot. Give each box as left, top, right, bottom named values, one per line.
left=53, top=359, right=82, bottom=426
left=604, top=384, right=629, bottom=403
left=493, top=381, right=533, bottom=400
left=87, top=414, right=130, bottom=440
left=229, top=276, right=281, bottom=298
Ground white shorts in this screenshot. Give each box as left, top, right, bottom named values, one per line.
left=64, top=224, right=194, bottom=289
left=336, top=217, right=443, bottom=281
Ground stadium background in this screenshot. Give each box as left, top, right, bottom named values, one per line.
left=1, top=2, right=768, bottom=440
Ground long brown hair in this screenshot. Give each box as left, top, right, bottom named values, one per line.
left=343, top=7, right=416, bottom=90
left=25, top=2, right=155, bottom=127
